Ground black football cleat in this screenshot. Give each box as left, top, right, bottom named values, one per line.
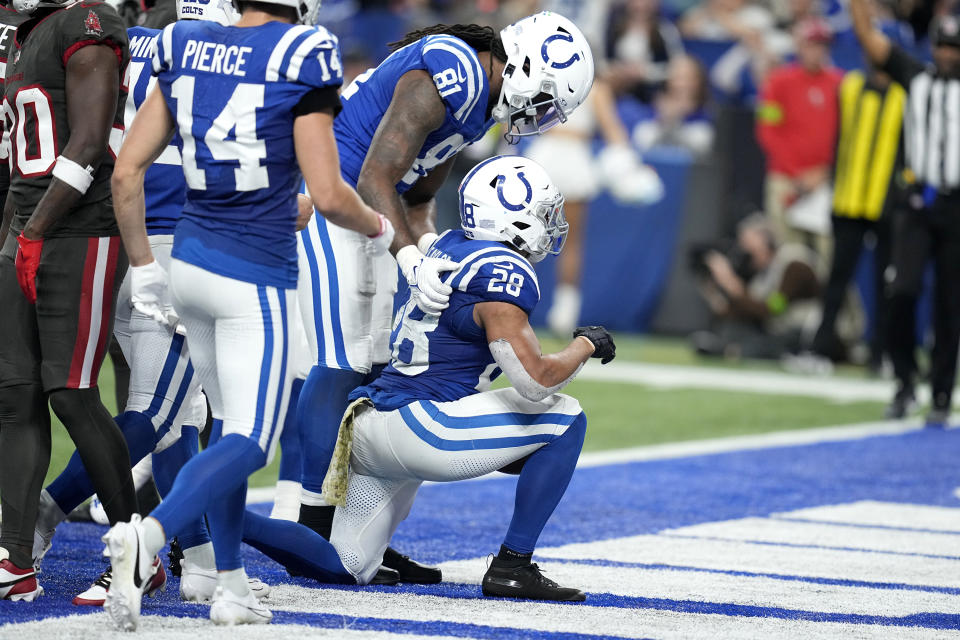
left=368, top=566, right=401, bottom=586
left=382, top=547, right=441, bottom=584
left=167, top=538, right=184, bottom=578
left=482, top=562, right=585, bottom=602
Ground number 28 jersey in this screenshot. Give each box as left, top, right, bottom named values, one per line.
left=335, top=34, right=494, bottom=192
left=152, top=20, right=342, bottom=289
left=353, top=230, right=540, bottom=411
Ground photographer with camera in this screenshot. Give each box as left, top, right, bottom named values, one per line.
left=691, top=214, right=823, bottom=360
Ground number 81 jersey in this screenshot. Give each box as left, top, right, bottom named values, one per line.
left=4, top=1, right=128, bottom=238
left=357, top=229, right=540, bottom=411
left=152, top=20, right=342, bottom=289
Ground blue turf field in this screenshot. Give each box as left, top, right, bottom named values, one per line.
left=3, top=426, right=960, bottom=638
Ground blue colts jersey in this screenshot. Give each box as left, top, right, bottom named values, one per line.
left=353, top=230, right=540, bottom=411
left=334, top=34, right=494, bottom=191
left=126, top=26, right=184, bottom=236
left=153, top=20, right=343, bottom=288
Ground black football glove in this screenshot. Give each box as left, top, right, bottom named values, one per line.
left=574, top=326, right=616, bottom=364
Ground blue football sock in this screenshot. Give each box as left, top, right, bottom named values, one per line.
left=150, top=433, right=265, bottom=544
left=208, top=477, right=248, bottom=571
left=278, top=378, right=304, bottom=483
left=297, top=366, right=364, bottom=497
left=242, top=509, right=353, bottom=583
left=46, top=410, right=157, bottom=514
left=503, top=412, right=587, bottom=554
left=151, top=426, right=210, bottom=550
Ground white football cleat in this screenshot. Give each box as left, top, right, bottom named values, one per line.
left=73, top=560, right=166, bottom=606
left=209, top=585, right=272, bottom=626
left=180, top=559, right=270, bottom=602
left=102, top=514, right=158, bottom=630
left=0, top=548, right=43, bottom=601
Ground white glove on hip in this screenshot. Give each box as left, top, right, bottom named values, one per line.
left=130, top=261, right=180, bottom=329
left=395, top=245, right=459, bottom=315
left=367, top=213, right=395, bottom=256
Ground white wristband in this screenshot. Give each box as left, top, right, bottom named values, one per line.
left=417, top=232, right=439, bottom=255
left=52, top=155, right=95, bottom=194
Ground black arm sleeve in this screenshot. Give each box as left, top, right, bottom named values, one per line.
left=294, top=86, right=342, bottom=118
left=882, top=45, right=926, bottom=89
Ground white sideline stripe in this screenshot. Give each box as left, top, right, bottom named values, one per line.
left=434, top=557, right=960, bottom=617
left=263, top=585, right=960, bottom=640
left=246, top=419, right=935, bottom=503
left=578, top=360, right=927, bottom=403
left=6, top=604, right=958, bottom=640
left=775, top=501, right=960, bottom=532
left=529, top=534, right=960, bottom=588
left=0, top=613, right=463, bottom=639
left=663, top=517, right=960, bottom=557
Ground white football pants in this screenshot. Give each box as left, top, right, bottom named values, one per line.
left=330, top=387, right=583, bottom=584
left=169, top=259, right=295, bottom=463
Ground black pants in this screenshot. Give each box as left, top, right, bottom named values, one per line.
left=887, top=196, right=960, bottom=409
left=812, top=215, right=891, bottom=362
left=0, top=234, right=136, bottom=568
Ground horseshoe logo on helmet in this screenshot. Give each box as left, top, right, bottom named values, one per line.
left=496, top=172, right=533, bottom=212
left=541, top=32, right=581, bottom=69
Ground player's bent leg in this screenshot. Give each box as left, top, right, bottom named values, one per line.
left=242, top=509, right=354, bottom=584
left=328, top=472, right=422, bottom=586
left=297, top=365, right=364, bottom=535
left=483, top=411, right=587, bottom=602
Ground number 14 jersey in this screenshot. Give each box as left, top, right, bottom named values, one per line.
left=354, top=229, right=540, bottom=412
left=152, top=20, right=342, bottom=289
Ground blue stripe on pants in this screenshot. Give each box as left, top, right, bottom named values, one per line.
left=398, top=405, right=560, bottom=451
left=251, top=286, right=274, bottom=444
left=313, top=219, right=351, bottom=370
left=264, top=289, right=289, bottom=450
left=419, top=400, right=580, bottom=430
left=145, top=331, right=185, bottom=420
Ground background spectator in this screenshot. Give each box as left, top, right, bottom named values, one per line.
left=632, top=54, right=715, bottom=155
left=606, top=0, right=686, bottom=102
left=690, top=214, right=824, bottom=360
left=756, top=16, right=842, bottom=259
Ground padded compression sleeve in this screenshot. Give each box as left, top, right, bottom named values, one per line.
left=488, top=339, right=583, bottom=402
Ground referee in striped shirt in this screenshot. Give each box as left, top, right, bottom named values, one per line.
left=852, top=0, right=960, bottom=427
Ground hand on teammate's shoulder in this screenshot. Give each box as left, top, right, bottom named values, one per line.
left=574, top=326, right=616, bottom=364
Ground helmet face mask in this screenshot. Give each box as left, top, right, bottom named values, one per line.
left=494, top=11, right=595, bottom=144
left=458, top=155, right=567, bottom=263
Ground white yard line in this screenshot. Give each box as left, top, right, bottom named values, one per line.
left=578, top=360, right=915, bottom=403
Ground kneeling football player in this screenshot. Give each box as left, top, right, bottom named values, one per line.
left=242, top=155, right=615, bottom=601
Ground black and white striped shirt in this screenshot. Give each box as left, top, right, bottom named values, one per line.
left=885, top=47, right=960, bottom=191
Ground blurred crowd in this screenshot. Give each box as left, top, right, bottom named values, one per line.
left=116, top=0, right=956, bottom=380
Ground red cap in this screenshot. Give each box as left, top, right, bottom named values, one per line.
left=797, top=17, right=832, bottom=44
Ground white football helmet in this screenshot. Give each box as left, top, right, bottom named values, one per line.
left=12, top=0, right=68, bottom=16
left=177, top=0, right=239, bottom=25
left=494, top=11, right=595, bottom=143
left=232, top=0, right=320, bottom=24
left=459, top=155, right=567, bottom=263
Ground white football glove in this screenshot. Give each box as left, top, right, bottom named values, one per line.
left=368, top=213, right=395, bottom=256
left=130, top=261, right=180, bottom=329
left=395, top=245, right=459, bottom=315
left=598, top=144, right=665, bottom=205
